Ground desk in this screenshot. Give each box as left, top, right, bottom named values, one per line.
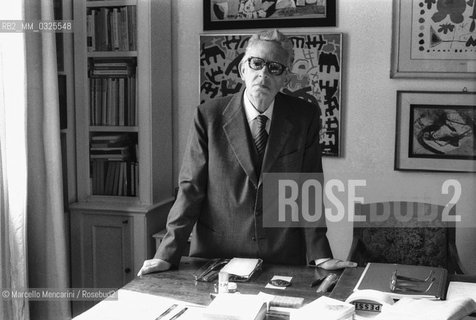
left=74, top=257, right=340, bottom=319
left=123, top=257, right=336, bottom=305
left=74, top=258, right=476, bottom=319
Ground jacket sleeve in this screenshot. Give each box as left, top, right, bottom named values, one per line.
left=301, top=104, right=333, bottom=264
left=154, top=106, right=209, bottom=266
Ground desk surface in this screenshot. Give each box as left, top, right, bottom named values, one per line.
left=123, top=257, right=338, bottom=306
left=77, top=258, right=476, bottom=319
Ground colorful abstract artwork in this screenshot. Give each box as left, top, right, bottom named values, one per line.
left=411, top=0, right=476, bottom=60
left=200, top=33, right=342, bottom=156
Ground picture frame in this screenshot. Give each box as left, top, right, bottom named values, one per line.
left=395, top=91, right=476, bottom=172
left=390, top=0, right=476, bottom=79
left=199, top=32, right=343, bottom=157
left=203, top=0, right=336, bottom=30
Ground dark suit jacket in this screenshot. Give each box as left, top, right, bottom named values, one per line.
left=155, top=90, right=332, bottom=266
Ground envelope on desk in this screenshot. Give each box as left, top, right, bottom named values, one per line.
left=220, top=258, right=263, bottom=282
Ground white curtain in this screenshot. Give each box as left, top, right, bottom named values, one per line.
left=0, top=2, right=30, bottom=320
left=25, top=0, right=71, bottom=319
left=0, top=0, right=71, bottom=319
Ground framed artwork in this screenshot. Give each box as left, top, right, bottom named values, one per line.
left=391, top=0, right=476, bottom=78
left=203, top=0, right=336, bottom=30
left=200, top=33, right=342, bottom=156
left=395, top=91, right=476, bottom=172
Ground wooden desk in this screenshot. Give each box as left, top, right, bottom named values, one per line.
left=75, top=258, right=476, bottom=319
left=123, top=257, right=338, bottom=306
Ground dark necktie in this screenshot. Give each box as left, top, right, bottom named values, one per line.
left=254, top=115, right=268, bottom=162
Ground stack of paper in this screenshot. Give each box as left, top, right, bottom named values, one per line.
left=290, top=296, right=355, bottom=320
left=201, top=293, right=267, bottom=320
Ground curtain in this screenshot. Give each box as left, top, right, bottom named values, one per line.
left=0, top=2, right=30, bottom=320
left=25, top=0, right=71, bottom=319
left=0, top=0, right=71, bottom=319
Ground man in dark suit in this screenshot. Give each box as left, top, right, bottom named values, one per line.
left=138, top=29, right=355, bottom=276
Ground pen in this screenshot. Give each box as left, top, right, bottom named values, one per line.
left=155, top=304, right=178, bottom=320
left=169, top=307, right=188, bottom=320
left=310, top=278, right=323, bottom=287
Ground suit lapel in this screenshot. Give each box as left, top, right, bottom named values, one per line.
left=261, top=93, right=293, bottom=183
left=222, top=92, right=259, bottom=187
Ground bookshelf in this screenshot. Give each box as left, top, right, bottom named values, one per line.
left=70, top=0, right=173, bottom=315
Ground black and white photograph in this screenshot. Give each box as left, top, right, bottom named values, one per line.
left=1, top=1, right=476, bottom=320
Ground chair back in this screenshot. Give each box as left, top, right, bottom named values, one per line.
left=349, top=201, right=462, bottom=274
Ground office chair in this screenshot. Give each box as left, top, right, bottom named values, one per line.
left=347, top=201, right=464, bottom=274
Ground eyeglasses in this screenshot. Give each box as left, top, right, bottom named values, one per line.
left=247, top=57, right=287, bottom=76
left=389, top=269, right=435, bottom=293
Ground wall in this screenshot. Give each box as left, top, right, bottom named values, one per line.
left=171, top=0, right=476, bottom=272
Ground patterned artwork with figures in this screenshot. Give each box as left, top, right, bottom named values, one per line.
left=411, top=0, right=476, bottom=60
left=200, top=33, right=342, bottom=156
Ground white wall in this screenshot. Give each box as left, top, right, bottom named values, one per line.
left=171, top=0, right=476, bottom=272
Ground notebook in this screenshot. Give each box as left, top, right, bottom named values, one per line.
left=220, top=258, right=263, bottom=282
left=353, top=262, right=448, bottom=300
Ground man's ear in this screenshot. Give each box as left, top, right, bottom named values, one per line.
left=238, top=60, right=246, bottom=80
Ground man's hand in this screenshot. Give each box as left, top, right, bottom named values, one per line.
left=317, top=259, right=357, bottom=270
left=137, top=258, right=172, bottom=276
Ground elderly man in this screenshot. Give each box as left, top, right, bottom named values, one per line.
left=138, top=29, right=355, bottom=276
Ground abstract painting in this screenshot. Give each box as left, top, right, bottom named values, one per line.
left=410, top=105, right=475, bottom=159
left=391, top=0, right=476, bottom=78
left=203, top=0, right=336, bottom=30
left=395, top=91, right=476, bottom=172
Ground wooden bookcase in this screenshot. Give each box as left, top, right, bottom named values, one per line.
left=70, top=0, right=173, bottom=315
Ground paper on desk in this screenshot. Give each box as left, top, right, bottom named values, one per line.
left=447, top=282, right=476, bottom=303
left=290, top=296, right=354, bottom=320
left=373, top=297, right=476, bottom=320
left=72, top=289, right=203, bottom=320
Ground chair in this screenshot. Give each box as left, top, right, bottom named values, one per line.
left=347, top=201, right=464, bottom=274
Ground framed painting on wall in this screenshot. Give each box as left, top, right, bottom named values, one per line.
left=391, top=0, right=476, bottom=78
left=200, top=33, right=342, bottom=156
left=395, top=91, right=476, bottom=172
left=203, top=0, right=336, bottom=30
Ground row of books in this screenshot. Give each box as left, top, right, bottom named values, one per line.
left=89, top=59, right=136, bottom=77
left=90, top=133, right=137, bottom=159
left=87, top=6, right=137, bottom=52
left=90, top=160, right=138, bottom=196
left=89, top=77, right=136, bottom=126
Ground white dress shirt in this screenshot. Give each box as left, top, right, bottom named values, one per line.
left=243, top=89, right=274, bottom=135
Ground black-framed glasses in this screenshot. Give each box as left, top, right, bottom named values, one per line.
left=247, top=57, right=287, bottom=76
